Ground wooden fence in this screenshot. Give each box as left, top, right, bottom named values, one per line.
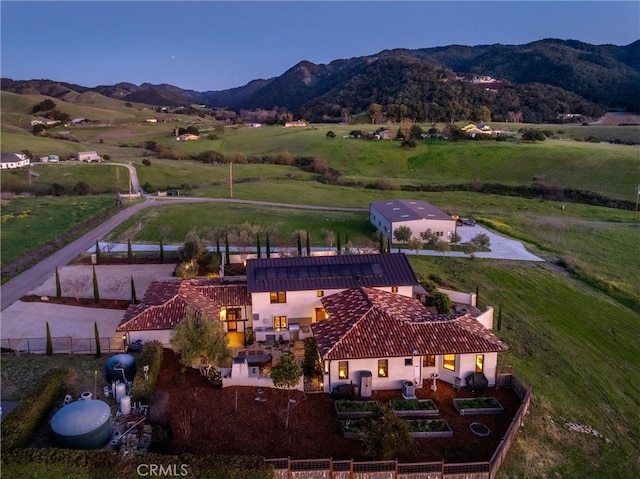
left=266, top=374, right=530, bottom=479
left=0, top=336, right=125, bottom=354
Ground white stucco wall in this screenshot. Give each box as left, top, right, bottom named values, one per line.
left=475, top=306, right=494, bottom=330
left=126, top=330, right=173, bottom=347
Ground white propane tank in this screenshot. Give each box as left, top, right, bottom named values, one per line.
left=115, top=383, right=127, bottom=403
left=120, top=396, right=132, bottom=415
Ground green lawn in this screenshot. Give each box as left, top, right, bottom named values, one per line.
left=409, top=257, right=640, bottom=478
left=0, top=195, right=114, bottom=269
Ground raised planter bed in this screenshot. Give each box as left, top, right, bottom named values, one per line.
left=453, top=397, right=504, bottom=416
left=407, top=419, right=453, bottom=438
left=388, top=398, right=439, bottom=417
left=334, top=400, right=379, bottom=419
left=340, top=419, right=365, bottom=439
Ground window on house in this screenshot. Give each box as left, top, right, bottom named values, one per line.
left=274, top=316, right=287, bottom=329
left=443, top=354, right=456, bottom=371
left=391, top=286, right=398, bottom=293
left=378, top=359, right=389, bottom=377
left=315, top=308, right=327, bottom=322
left=423, top=355, right=436, bottom=367
left=270, top=291, right=286, bottom=303
left=404, top=358, right=413, bottom=366
left=338, top=361, right=349, bottom=379
left=317, top=290, right=324, bottom=297
left=476, top=354, right=484, bottom=373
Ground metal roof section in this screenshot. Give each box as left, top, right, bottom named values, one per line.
left=370, top=199, right=454, bottom=222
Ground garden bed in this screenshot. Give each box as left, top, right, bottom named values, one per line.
left=340, top=419, right=365, bottom=439
left=453, top=397, right=504, bottom=415
left=406, top=419, right=454, bottom=438
left=388, top=398, right=439, bottom=417
left=334, top=400, right=379, bottom=419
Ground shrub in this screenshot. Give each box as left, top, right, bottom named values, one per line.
left=1, top=369, right=73, bottom=452
left=131, top=341, right=164, bottom=403
left=433, top=291, right=453, bottom=314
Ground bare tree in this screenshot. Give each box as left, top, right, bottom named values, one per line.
left=320, top=228, right=335, bottom=247
left=159, top=225, right=171, bottom=242
left=106, top=279, right=127, bottom=304
left=62, top=275, right=91, bottom=301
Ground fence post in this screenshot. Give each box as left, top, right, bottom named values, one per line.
left=27, top=338, right=31, bottom=353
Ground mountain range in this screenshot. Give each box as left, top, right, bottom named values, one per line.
left=2, top=39, right=639, bottom=123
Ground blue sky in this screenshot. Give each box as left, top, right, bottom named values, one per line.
left=1, top=1, right=638, bottom=92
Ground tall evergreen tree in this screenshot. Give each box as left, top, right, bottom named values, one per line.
left=336, top=232, right=341, bottom=255
left=127, top=239, right=133, bottom=264
left=55, top=266, right=62, bottom=298
left=306, top=232, right=311, bottom=256
left=46, top=321, right=53, bottom=356
left=497, top=306, right=503, bottom=331
left=225, top=233, right=230, bottom=265
left=159, top=239, right=165, bottom=264
left=130, top=275, right=137, bottom=304
left=256, top=233, right=261, bottom=258
left=379, top=232, right=384, bottom=253
left=94, top=321, right=101, bottom=357
left=266, top=232, right=271, bottom=258
left=216, top=236, right=221, bottom=255
left=92, top=266, right=100, bottom=303
left=297, top=232, right=302, bottom=256
left=95, top=240, right=101, bottom=265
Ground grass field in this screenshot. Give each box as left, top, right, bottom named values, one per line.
left=409, top=257, right=640, bottom=478
left=0, top=196, right=114, bottom=268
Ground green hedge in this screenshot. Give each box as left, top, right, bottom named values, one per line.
left=131, top=340, right=164, bottom=403
left=1, top=368, right=74, bottom=452
left=2, top=449, right=273, bottom=479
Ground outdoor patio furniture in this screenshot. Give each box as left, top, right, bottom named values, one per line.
left=452, top=377, right=463, bottom=392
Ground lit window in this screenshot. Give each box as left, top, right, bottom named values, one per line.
left=443, top=354, right=456, bottom=371
left=391, top=286, right=398, bottom=293
left=404, top=358, right=413, bottom=366
left=274, top=316, right=287, bottom=329
left=338, top=361, right=349, bottom=379
left=423, top=354, right=436, bottom=367
left=378, top=359, right=388, bottom=378
left=476, top=354, right=484, bottom=373
left=270, top=291, right=286, bottom=303
left=317, top=290, right=324, bottom=297
left=324, top=360, right=329, bottom=374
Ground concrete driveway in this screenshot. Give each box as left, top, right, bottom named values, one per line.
left=1, top=264, right=176, bottom=343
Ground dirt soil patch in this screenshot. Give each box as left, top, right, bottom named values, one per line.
left=156, top=349, right=522, bottom=463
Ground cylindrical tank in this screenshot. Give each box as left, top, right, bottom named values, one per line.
left=80, top=391, right=92, bottom=401
left=120, top=396, right=132, bottom=415
left=105, top=354, right=136, bottom=384
left=115, top=383, right=127, bottom=402
left=50, top=400, right=112, bottom=449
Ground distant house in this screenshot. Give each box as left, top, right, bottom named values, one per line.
left=1, top=152, right=30, bottom=169
left=370, top=199, right=457, bottom=243
left=76, top=151, right=102, bottom=162
left=461, top=123, right=493, bottom=137
left=145, top=118, right=158, bottom=123
left=313, top=287, right=506, bottom=392
left=284, top=120, right=308, bottom=128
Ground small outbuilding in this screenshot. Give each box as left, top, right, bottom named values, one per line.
left=370, top=199, right=457, bottom=243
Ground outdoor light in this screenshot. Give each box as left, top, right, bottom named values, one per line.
left=121, top=334, right=127, bottom=350
left=143, top=365, right=149, bottom=381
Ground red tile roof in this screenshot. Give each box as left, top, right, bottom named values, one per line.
left=117, top=278, right=251, bottom=332
left=312, top=288, right=507, bottom=360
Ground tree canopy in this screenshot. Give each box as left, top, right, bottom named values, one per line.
left=170, top=308, right=229, bottom=369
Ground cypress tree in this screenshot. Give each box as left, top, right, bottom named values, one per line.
left=55, top=266, right=62, bottom=298
left=130, top=275, right=137, bottom=304
left=159, top=239, right=165, bottom=264
left=297, top=232, right=302, bottom=256
left=95, top=240, right=101, bottom=265
left=216, top=236, right=221, bottom=254
left=336, top=232, right=341, bottom=255
left=256, top=233, right=261, bottom=258
left=127, top=239, right=133, bottom=264
left=266, top=232, right=271, bottom=258
left=46, top=321, right=53, bottom=356
left=306, top=232, right=311, bottom=256
left=92, top=266, right=99, bottom=303
left=497, top=306, right=503, bottom=331
left=225, top=233, right=230, bottom=264
left=94, top=321, right=101, bottom=357
left=379, top=232, right=384, bottom=253
left=476, top=285, right=480, bottom=307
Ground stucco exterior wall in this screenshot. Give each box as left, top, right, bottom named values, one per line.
left=126, top=330, right=173, bottom=347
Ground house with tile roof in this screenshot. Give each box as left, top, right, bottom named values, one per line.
left=246, top=254, right=418, bottom=343
left=313, top=287, right=507, bottom=393
left=116, top=278, right=251, bottom=345
left=370, top=200, right=457, bottom=244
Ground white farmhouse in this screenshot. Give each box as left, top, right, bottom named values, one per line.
left=1, top=152, right=31, bottom=169
left=76, top=151, right=102, bottom=162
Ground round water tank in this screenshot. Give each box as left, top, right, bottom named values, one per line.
left=50, top=400, right=112, bottom=449
left=80, top=391, right=92, bottom=401
left=120, top=396, right=132, bottom=415
left=115, top=383, right=127, bottom=402
left=105, top=354, right=137, bottom=383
